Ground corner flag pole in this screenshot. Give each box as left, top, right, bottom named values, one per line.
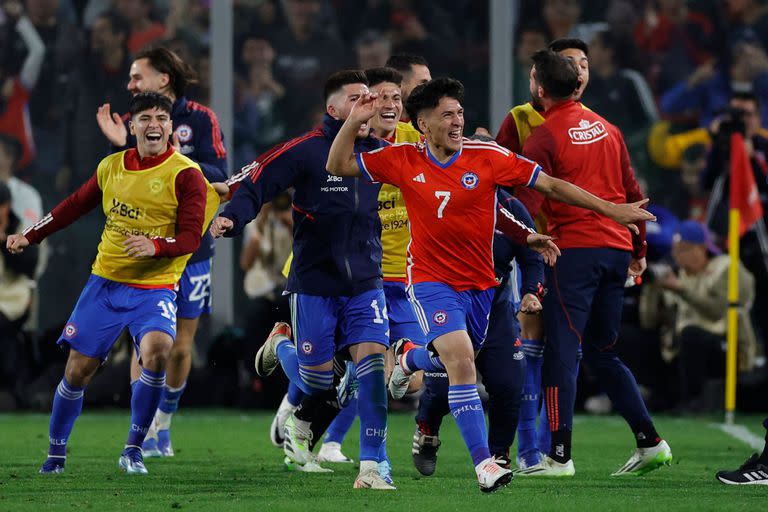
left=725, top=207, right=740, bottom=425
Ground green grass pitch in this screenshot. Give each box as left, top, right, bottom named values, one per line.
left=1, top=411, right=765, bottom=511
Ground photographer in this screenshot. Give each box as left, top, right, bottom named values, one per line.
left=703, top=92, right=768, bottom=356
left=659, top=221, right=758, bottom=411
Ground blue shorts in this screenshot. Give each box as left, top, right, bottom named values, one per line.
left=176, top=259, right=212, bottom=319
left=407, top=282, right=495, bottom=350
left=59, top=274, right=177, bottom=361
left=384, top=281, right=426, bottom=345
left=290, top=288, right=390, bottom=366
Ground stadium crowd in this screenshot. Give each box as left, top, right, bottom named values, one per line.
left=0, top=0, right=766, bottom=432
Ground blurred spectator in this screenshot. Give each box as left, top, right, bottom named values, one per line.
left=512, top=23, right=549, bottom=107
left=652, top=143, right=711, bottom=220
left=582, top=29, right=658, bottom=137
left=0, top=0, right=45, bottom=171
left=165, top=0, right=210, bottom=49
left=0, top=134, right=43, bottom=230
left=541, top=0, right=607, bottom=44
left=723, top=0, right=768, bottom=52
left=633, top=0, right=714, bottom=95
left=355, top=30, right=391, bottom=70
left=0, top=181, right=39, bottom=392
left=26, top=0, right=84, bottom=180
left=659, top=221, right=758, bottom=411
left=234, top=37, right=285, bottom=163
left=240, top=193, right=292, bottom=366
left=348, top=0, right=457, bottom=70
left=68, top=11, right=132, bottom=186
left=114, top=0, right=166, bottom=55
left=236, top=0, right=280, bottom=40
left=702, top=91, right=768, bottom=353
left=270, top=0, right=345, bottom=135
left=660, top=41, right=768, bottom=128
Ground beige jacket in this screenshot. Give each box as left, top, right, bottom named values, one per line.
left=668, top=255, right=759, bottom=371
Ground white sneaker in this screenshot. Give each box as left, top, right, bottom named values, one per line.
left=476, top=457, right=513, bottom=493
left=270, top=394, right=298, bottom=447
left=388, top=338, right=415, bottom=400
left=516, top=455, right=575, bottom=477
left=612, top=440, right=672, bottom=476
left=284, top=456, right=333, bottom=473
left=353, top=467, right=396, bottom=490
left=283, top=414, right=313, bottom=465
left=317, top=442, right=354, bottom=463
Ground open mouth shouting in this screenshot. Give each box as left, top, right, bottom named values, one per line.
left=448, top=128, right=462, bottom=143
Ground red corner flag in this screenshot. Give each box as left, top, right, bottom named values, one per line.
left=730, top=133, right=764, bottom=236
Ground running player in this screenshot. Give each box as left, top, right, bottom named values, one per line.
left=9, top=92, right=219, bottom=475
left=211, top=71, right=393, bottom=490
left=96, top=47, right=228, bottom=457
left=326, top=73, right=654, bottom=491
left=409, top=185, right=545, bottom=476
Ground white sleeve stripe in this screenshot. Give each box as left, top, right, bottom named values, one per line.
left=23, top=213, right=52, bottom=235
left=498, top=206, right=535, bottom=234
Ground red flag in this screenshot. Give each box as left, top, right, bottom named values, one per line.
left=730, top=133, right=764, bottom=236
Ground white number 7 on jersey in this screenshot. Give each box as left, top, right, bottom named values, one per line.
left=435, top=191, right=451, bottom=219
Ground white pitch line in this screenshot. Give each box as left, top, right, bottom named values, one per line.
left=711, top=423, right=764, bottom=450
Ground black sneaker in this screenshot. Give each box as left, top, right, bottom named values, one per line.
left=716, top=454, right=768, bottom=485
left=412, top=428, right=441, bottom=476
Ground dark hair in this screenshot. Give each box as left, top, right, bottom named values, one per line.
left=531, top=50, right=579, bottom=101
left=97, top=10, right=130, bottom=39
left=386, top=54, right=429, bottom=74
left=0, top=133, right=22, bottom=166
left=323, top=70, right=368, bottom=103
left=365, top=67, right=403, bottom=88
left=134, top=47, right=198, bottom=98
left=129, top=91, right=173, bottom=115
left=732, top=91, right=760, bottom=108
left=405, top=77, right=464, bottom=133
left=548, top=37, right=589, bottom=57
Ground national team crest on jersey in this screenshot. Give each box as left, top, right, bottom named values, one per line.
left=432, top=310, right=448, bottom=326
left=460, top=172, right=479, bottom=190
left=176, top=124, right=193, bottom=143
left=63, top=323, right=78, bottom=339
left=301, top=340, right=313, bottom=355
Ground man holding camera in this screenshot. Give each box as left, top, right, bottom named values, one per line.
left=703, top=92, right=768, bottom=356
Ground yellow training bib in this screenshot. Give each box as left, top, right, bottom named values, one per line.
left=92, top=150, right=219, bottom=286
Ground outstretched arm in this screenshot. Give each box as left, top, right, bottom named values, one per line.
left=532, top=171, right=655, bottom=234
left=9, top=173, right=103, bottom=253
left=327, top=92, right=379, bottom=177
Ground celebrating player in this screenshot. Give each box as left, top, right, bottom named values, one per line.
left=210, top=71, right=394, bottom=490
left=326, top=73, right=653, bottom=491
left=409, top=185, right=545, bottom=476
left=515, top=50, right=672, bottom=477
left=496, top=37, right=591, bottom=470
left=9, top=92, right=220, bottom=475
left=96, top=47, right=228, bottom=457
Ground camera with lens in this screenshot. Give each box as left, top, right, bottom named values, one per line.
left=643, top=262, right=674, bottom=283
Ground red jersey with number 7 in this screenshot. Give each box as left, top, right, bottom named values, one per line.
left=357, top=139, right=540, bottom=291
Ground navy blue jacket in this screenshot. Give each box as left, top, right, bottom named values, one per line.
left=222, top=115, right=387, bottom=296
left=493, top=190, right=544, bottom=320
left=118, top=96, right=228, bottom=264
